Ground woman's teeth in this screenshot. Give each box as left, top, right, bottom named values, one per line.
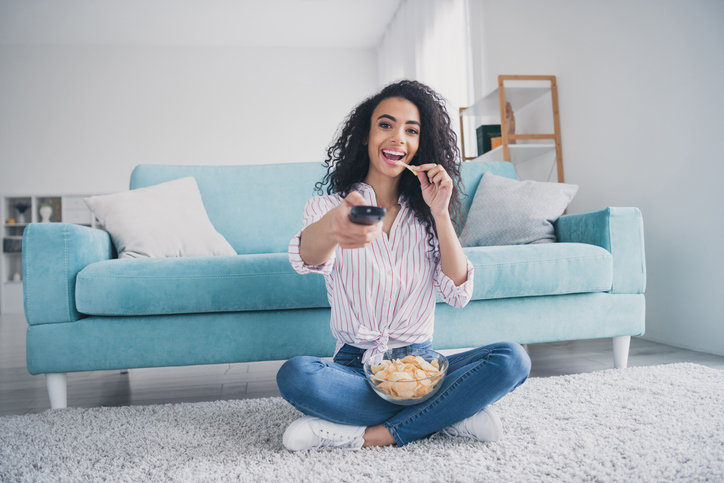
left=382, top=149, right=405, bottom=161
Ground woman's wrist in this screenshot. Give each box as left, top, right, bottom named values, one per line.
left=299, top=209, right=339, bottom=265
left=432, top=209, right=452, bottom=225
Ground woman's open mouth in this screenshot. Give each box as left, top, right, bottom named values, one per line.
left=381, top=148, right=407, bottom=165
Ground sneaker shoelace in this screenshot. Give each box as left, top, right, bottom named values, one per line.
left=442, top=418, right=473, bottom=439
left=314, top=429, right=363, bottom=450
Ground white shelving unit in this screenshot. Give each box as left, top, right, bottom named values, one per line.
left=1, top=194, right=100, bottom=314
left=462, top=79, right=551, bottom=119
left=472, top=144, right=556, bottom=165
left=460, top=75, right=564, bottom=182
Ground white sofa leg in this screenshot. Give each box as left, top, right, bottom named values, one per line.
left=612, top=336, right=631, bottom=369
left=45, top=373, right=68, bottom=409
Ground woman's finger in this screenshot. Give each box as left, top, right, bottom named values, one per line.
left=417, top=168, right=431, bottom=188
left=415, top=163, right=439, bottom=172
left=336, top=217, right=382, bottom=248
left=429, top=169, right=449, bottom=185
left=343, top=191, right=367, bottom=208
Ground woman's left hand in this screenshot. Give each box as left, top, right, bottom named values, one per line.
left=417, top=163, right=453, bottom=219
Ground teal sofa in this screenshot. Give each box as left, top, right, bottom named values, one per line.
left=22, top=161, right=646, bottom=409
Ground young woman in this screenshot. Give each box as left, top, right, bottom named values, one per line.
left=278, top=80, right=530, bottom=451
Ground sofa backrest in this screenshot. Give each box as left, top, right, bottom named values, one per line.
left=130, top=161, right=517, bottom=255
left=458, top=159, right=517, bottom=217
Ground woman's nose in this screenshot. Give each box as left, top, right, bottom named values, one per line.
left=390, top=129, right=406, bottom=144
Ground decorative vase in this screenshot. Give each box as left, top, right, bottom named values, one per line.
left=13, top=201, right=30, bottom=224
left=505, top=101, right=516, bottom=145
left=40, top=205, right=53, bottom=223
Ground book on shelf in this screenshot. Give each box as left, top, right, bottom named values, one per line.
left=476, top=124, right=501, bottom=155
left=3, top=237, right=23, bottom=253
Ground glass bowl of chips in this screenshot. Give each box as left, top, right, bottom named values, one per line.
left=363, top=347, right=448, bottom=406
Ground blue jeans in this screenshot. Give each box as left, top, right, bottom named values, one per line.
left=276, top=341, right=531, bottom=446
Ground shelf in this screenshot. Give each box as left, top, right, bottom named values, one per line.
left=474, top=144, right=556, bottom=164
left=461, top=80, right=551, bottom=119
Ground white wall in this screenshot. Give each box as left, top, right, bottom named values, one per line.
left=470, top=0, right=724, bottom=355
left=0, top=45, right=377, bottom=195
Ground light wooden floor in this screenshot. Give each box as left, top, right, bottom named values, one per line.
left=2, top=312, right=723, bottom=417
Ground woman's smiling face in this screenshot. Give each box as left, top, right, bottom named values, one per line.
left=365, top=97, right=421, bottom=178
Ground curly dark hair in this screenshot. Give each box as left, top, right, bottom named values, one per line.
left=315, top=79, right=465, bottom=253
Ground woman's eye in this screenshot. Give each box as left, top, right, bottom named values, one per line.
left=407, top=128, right=419, bottom=135
left=379, top=122, right=391, bottom=129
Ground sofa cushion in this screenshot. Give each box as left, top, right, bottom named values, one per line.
left=76, top=242, right=612, bottom=317
left=75, top=254, right=329, bottom=317
left=463, top=242, right=613, bottom=301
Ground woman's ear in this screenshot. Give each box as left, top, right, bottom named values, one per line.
left=362, top=135, right=368, bottom=146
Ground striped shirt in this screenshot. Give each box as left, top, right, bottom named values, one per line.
left=288, top=183, right=474, bottom=363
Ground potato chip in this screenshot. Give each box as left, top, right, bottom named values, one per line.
left=391, top=381, right=416, bottom=398
left=388, top=371, right=413, bottom=382
left=417, top=359, right=438, bottom=373
left=413, top=384, right=430, bottom=398
left=371, top=361, right=393, bottom=373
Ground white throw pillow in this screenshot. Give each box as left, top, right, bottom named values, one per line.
left=460, top=172, right=578, bottom=247
left=84, top=177, right=237, bottom=259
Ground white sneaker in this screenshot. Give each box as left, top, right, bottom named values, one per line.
left=442, top=406, right=503, bottom=442
left=283, top=415, right=366, bottom=451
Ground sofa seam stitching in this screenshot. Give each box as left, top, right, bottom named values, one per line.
left=477, top=285, right=612, bottom=300
left=79, top=304, right=332, bottom=316
left=64, top=225, right=71, bottom=322
left=638, top=211, right=645, bottom=293
left=608, top=209, right=616, bottom=294
left=76, top=273, right=300, bottom=280
left=25, top=226, right=32, bottom=324
left=467, top=255, right=611, bottom=268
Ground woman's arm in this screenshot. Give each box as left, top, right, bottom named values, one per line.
left=299, top=191, right=383, bottom=266
left=417, top=164, right=468, bottom=286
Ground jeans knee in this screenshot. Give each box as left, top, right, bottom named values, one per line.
left=276, top=356, right=324, bottom=401
left=497, top=342, right=531, bottom=385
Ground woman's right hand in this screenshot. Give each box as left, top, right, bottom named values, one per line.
left=299, top=192, right=383, bottom=266
left=329, top=192, right=383, bottom=249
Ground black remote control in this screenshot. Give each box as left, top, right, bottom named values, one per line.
left=349, top=206, right=386, bottom=225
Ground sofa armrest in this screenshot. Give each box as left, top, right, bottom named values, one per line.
left=23, top=223, right=115, bottom=325
left=554, top=207, right=646, bottom=294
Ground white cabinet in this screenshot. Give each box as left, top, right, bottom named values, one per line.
left=460, top=75, right=564, bottom=183
left=1, top=194, right=101, bottom=314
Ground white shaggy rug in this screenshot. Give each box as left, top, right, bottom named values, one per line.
left=1, top=363, right=723, bottom=482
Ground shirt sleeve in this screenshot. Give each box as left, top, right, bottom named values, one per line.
left=433, top=253, right=475, bottom=308
left=288, top=195, right=341, bottom=275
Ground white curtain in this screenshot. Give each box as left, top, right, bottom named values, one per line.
left=377, top=0, right=474, bottom=153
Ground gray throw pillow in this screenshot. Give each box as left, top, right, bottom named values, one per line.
left=460, top=172, right=578, bottom=247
